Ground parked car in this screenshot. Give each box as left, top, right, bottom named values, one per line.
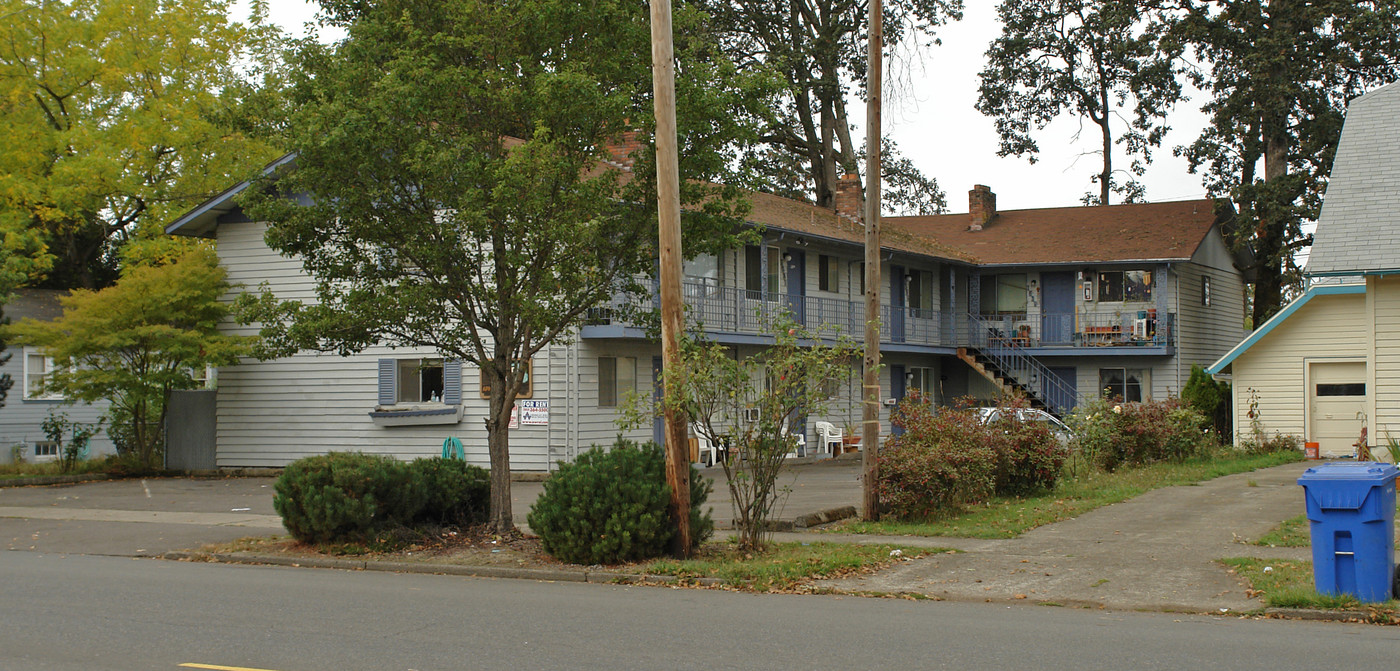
left=976, top=407, right=1075, bottom=446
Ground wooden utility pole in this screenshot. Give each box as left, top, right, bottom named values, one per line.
left=861, top=0, right=884, bottom=521
left=649, top=0, right=692, bottom=556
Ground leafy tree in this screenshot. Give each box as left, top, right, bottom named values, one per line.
left=669, top=318, right=857, bottom=552
left=1173, top=0, right=1400, bottom=323
left=6, top=248, right=250, bottom=469
left=977, top=0, right=1185, bottom=205
left=236, top=0, right=765, bottom=533
left=0, top=0, right=284, bottom=289
left=695, top=0, right=962, bottom=212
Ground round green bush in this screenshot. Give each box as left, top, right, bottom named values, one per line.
left=410, top=457, right=490, bottom=527
left=527, top=439, right=712, bottom=565
left=990, top=415, right=1066, bottom=497
left=273, top=452, right=423, bottom=543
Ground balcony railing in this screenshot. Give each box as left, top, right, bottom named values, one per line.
left=585, top=281, right=1174, bottom=349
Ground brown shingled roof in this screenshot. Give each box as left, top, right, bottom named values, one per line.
left=887, top=198, right=1225, bottom=266
left=744, top=190, right=977, bottom=263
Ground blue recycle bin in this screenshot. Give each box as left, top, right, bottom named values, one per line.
left=1297, top=462, right=1399, bottom=602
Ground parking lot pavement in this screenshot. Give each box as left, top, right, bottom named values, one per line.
left=0, top=457, right=867, bottom=554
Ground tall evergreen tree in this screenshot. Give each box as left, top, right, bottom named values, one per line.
left=1175, top=0, right=1400, bottom=323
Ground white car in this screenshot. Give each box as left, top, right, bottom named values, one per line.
left=976, top=407, right=1075, bottom=445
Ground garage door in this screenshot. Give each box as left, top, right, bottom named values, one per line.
left=1309, top=361, right=1367, bottom=456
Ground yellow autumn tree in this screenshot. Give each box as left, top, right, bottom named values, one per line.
left=0, top=0, right=285, bottom=290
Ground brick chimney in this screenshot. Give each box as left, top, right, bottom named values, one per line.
left=968, top=184, right=996, bottom=231
left=604, top=130, right=644, bottom=168
left=834, top=173, right=862, bottom=222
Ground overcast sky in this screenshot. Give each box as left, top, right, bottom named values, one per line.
left=242, top=1, right=1215, bottom=213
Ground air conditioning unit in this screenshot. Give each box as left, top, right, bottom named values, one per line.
left=744, top=407, right=761, bottom=422
left=1133, top=318, right=1149, bottom=339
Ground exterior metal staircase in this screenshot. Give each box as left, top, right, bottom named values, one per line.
left=960, top=314, right=1080, bottom=416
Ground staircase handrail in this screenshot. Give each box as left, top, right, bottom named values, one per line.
left=966, top=313, right=1080, bottom=415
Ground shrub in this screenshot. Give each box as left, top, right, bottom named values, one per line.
left=992, top=413, right=1065, bottom=496
left=1067, top=397, right=1214, bottom=471
left=527, top=439, right=712, bottom=565
left=410, top=458, right=490, bottom=527
left=877, top=396, right=997, bottom=520
left=273, top=452, right=423, bottom=543
left=1182, top=365, right=1231, bottom=440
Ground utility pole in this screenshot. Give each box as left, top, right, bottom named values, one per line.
left=649, top=0, right=692, bottom=556
left=861, top=0, right=883, bottom=521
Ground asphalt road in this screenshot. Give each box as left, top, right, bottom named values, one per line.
left=4, top=552, right=1398, bottom=671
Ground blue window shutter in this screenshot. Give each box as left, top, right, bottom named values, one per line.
left=377, top=359, right=396, bottom=405
left=443, top=361, right=462, bottom=405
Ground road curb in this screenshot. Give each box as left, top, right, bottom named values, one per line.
left=162, top=551, right=732, bottom=587
left=0, top=473, right=111, bottom=488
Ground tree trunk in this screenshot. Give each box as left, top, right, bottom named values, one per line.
left=485, top=368, right=515, bottom=534
left=1252, top=130, right=1290, bottom=326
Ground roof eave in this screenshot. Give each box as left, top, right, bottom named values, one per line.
left=165, top=152, right=298, bottom=237
left=1205, top=283, right=1366, bottom=374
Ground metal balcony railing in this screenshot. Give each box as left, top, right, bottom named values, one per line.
left=586, top=282, right=1174, bottom=351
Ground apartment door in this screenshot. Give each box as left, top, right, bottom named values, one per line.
left=890, top=265, right=906, bottom=342
left=1041, top=271, right=1075, bottom=345
left=786, top=249, right=806, bottom=326
left=1043, top=366, right=1077, bottom=416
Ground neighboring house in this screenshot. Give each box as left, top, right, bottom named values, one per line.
left=167, top=161, right=1250, bottom=471
left=1208, top=82, right=1400, bottom=457
left=0, top=289, right=113, bottom=463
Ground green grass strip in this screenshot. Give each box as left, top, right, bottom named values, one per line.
left=643, top=541, right=939, bottom=591
left=836, top=450, right=1303, bottom=539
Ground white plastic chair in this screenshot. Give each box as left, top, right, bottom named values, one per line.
left=781, top=421, right=806, bottom=458
left=814, top=421, right=843, bottom=457
left=691, top=425, right=718, bottom=467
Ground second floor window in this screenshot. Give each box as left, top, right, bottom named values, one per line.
left=745, top=245, right=781, bottom=298
left=24, top=348, right=62, bottom=401
left=684, top=253, right=724, bottom=297
left=907, top=270, right=934, bottom=312
left=818, top=254, right=840, bottom=293
left=980, top=273, right=1028, bottom=315
left=1098, top=270, right=1152, bottom=302
left=598, top=356, right=636, bottom=408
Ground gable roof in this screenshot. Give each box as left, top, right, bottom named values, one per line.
left=886, top=198, right=1227, bottom=267
left=1306, top=82, right=1400, bottom=277
left=1205, top=282, right=1366, bottom=374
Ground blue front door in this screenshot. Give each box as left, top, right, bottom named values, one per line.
left=786, top=248, right=806, bottom=325
left=890, top=265, right=905, bottom=342
left=1044, top=366, right=1077, bottom=415
left=1041, top=272, right=1075, bottom=345
left=890, top=364, right=906, bottom=436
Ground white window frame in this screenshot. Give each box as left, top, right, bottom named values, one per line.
left=32, top=440, right=59, bottom=461
left=398, top=358, right=446, bottom=404
left=598, top=356, right=636, bottom=408
left=23, top=348, right=62, bottom=401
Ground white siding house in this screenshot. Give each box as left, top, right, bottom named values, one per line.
left=169, top=162, right=1250, bottom=470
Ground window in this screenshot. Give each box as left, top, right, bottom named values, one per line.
left=684, top=253, right=724, bottom=297
left=1097, top=270, right=1152, bottom=302
left=979, top=273, right=1028, bottom=314
left=398, top=358, right=445, bottom=403
left=857, top=262, right=866, bottom=297
left=32, top=441, right=58, bottom=460
left=818, top=254, right=840, bottom=293
left=479, top=360, right=532, bottom=399
left=907, top=367, right=934, bottom=400
left=377, top=358, right=462, bottom=407
left=907, top=270, right=934, bottom=312
left=1100, top=368, right=1148, bottom=402
left=745, top=246, right=780, bottom=298
left=1202, top=275, right=1212, bottom=307
left=598, top=356, right=636, bottom=408
left=23, top=348, right=60, bottom=400
left=1317, top=383, right=1365, bottom=396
